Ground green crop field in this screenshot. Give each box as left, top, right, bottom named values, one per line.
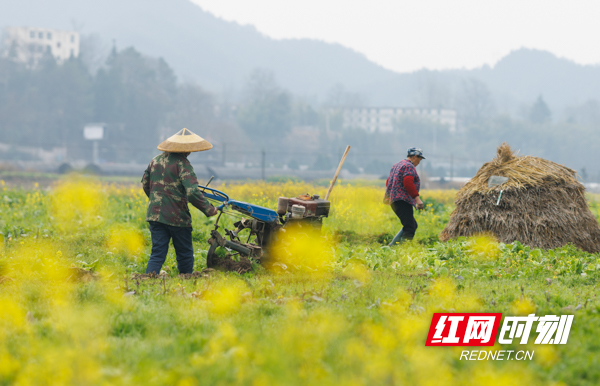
left=0, top=177, right=599, bottom=385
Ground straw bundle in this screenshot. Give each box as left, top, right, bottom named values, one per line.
left=440, top=143, right=600, bottom=252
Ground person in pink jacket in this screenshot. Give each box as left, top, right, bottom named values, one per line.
left=384, top=147, right=426, bottom=246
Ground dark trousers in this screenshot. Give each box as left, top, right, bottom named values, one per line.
left=146, top=221, right=194, bottom=274
left=391, top=200, right=418, bottom=240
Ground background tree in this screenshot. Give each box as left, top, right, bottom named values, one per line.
left=165, top=83, right=214, bottom=135
left=415, top=71, right=451, bottom=110
left=92, top=48, right=177, bottom=162
left=0, top=55, right=92, bottom=152
left=326, top=83, right=366, bottom=108
left=292, top=100, right=319, bottom=127
left=529, top=95, right=552, bottom=124
left=79, top=34, right=110, bottom=75
left=236, top=69, right=292, bottom=146
left=457, top=78, right=495, bottom=127
left=565, top=99, right=600, bottom=126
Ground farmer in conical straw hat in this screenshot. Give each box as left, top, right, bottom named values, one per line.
left=142, top=128, right=218, bottom=274
left=384, top=147, right=426, bottom=246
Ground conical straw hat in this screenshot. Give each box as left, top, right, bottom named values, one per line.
left=157, top=128, right=213, bottom=152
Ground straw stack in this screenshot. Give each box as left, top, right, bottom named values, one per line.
left=440, top=143, right=600, bottom=252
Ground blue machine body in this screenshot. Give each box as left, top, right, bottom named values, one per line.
left=198, top=185, right=279, bottom=224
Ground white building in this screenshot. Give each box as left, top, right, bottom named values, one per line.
left=2, top=27, right=80, bottom=66
left=339, top=107, right=457, bottom=133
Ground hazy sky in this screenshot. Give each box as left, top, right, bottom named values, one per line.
left=191, top=0, right=600, bottom=73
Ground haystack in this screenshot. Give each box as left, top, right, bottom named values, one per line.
left=440, top=143, right=600, bottom=252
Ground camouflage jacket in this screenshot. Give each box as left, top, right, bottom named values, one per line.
left=142, top=152, right=216, bottom=227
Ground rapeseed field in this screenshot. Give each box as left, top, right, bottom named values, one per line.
left=0, top=176, right=599, bottom=385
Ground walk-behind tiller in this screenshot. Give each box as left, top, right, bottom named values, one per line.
left=197, top=146, right=350, bottom=272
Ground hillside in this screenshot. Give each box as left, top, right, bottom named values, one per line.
left=468, top=49, right=600, bottom=111
left=2, top=0, right=600, bottom=110
left=0, top=0, right=396, bottom=97
left=364, top=49, right=600, bottom=112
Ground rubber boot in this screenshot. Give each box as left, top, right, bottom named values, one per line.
left=388, top=229, right=404, bottom=246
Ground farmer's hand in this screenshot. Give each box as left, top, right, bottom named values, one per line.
left=415, top=197, right=424, bottom=210
left=209, top=206, right=219, bottom=217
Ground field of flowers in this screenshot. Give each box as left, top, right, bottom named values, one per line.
left=0, top=176, right=599, bottom=385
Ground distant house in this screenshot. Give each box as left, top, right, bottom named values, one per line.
left=1, top=27, right=80, bottom=66
left=336, top=107, right=457, bottom=133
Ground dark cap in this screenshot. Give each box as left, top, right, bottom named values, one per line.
left=407, top=147, right=426, bottom=159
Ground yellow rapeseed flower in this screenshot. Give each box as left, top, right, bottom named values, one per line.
left=268, top=222, right=335, bottom=274
left=203, top=279, right=248, bottom=315
left=106, top=224, right=145, bottom=257
left=342, top=260, right=371, bottom=283
left=535, top=345, right=559, bottom=367
left=0, top=296, right=27, bottom=331
left=470, top=234, right=501, bottom=260
left=51, top=178, right=106, bottom=233
left=511, top=297, right=537, bottom=315
left=429, top=278, right=456, bottom=306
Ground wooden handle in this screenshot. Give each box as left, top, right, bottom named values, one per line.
left=325, top=146, right=351, bottom=201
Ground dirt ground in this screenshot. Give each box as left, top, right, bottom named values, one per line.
left=210, top=254, right=254, bottom=274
